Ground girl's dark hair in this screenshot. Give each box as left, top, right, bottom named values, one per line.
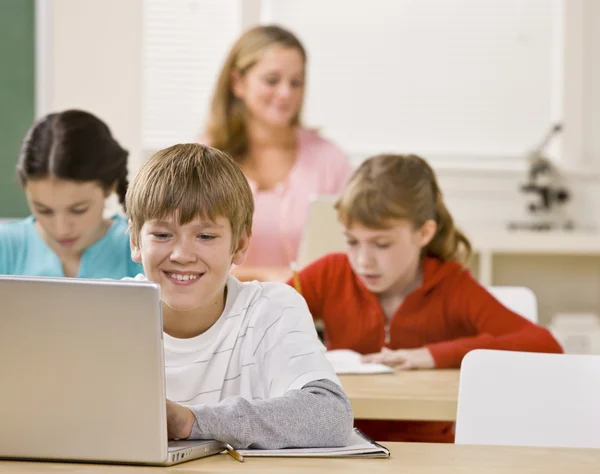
left=16, top=109, right=129, bottom=207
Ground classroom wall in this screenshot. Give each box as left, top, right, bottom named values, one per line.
left=435, top=0, right=600, bottom=233
left=268, top=0, right=559, bottom=164
left=0, top=0, right=35, bottom=218
left=40, top=0, right=144, bottom=215
left=139, top=0, right=600, bottom=231
left=35, top=0, right=600, bottom=325
left=41, top=0, right=600, bottom=228
left=439, top=169, right=600, bottom=326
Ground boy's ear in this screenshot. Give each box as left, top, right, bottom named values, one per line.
left=417, top=219, right=437, bottom=248
left=130, top=233, right=142, bottom=263
left=231, top=232, right=251, bottom=266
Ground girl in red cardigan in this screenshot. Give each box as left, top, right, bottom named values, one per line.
left=290, top=154, right=562, bottom=443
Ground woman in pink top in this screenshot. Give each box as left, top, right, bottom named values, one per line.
left=202, top=25, right=352, bottom=282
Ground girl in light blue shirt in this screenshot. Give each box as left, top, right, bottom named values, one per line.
left=0, top=110, right=143, bottom=278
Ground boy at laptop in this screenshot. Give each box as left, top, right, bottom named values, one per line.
left=125, top=143, right=353, bottom=449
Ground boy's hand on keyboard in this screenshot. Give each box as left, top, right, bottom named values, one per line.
left=361, top=347, right=435, bottom=370
left=166, top=399, right=195, bottom=440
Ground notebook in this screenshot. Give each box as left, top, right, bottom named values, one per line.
left=237, top=428, right=390, bottom=458
left=325, top=349, right=394, bottom=374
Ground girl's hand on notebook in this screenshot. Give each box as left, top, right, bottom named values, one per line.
left=166, top=399, right=195, bottom=440
left=361, top=347, right=435, bottom=370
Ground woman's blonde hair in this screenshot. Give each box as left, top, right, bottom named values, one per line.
left=205, top=25, right=307, bottom=161
left=335, top=154, right=472, bottom=265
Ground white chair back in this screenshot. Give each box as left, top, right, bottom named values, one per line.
left=455, top=349, right=600, bottom=448
left=487, top=286, right=538, bottom=323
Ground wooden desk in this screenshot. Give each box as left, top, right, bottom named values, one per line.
left=1, top=442, right=599, bottom=473
left=339, top=369, right=460, bottom=421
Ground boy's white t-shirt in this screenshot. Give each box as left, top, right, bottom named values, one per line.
left=128, top=274, right=340, bottom=406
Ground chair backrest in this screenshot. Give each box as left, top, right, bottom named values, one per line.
left=296, top=195, right=345, bottom=268
left=487, top=286, right=538, bottom=323
left=455, top=349, right=600, bottom=448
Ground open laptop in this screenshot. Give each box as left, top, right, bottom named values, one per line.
left=0, top=275, right=225, bottom=466
left=296, top=195, right=346, bottom=268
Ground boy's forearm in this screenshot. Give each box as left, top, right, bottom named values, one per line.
left=187, top=379, right=353, bottom=449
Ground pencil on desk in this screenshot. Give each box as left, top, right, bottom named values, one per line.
left=291, top=261, right=302, bottom=295
left=225, top=444, right=244, bottom=462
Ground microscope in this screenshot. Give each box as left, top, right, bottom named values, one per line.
left=508, top=124, right=574, bottom=232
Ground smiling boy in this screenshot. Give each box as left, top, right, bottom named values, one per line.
left=125, top=143, right=352, bottom=449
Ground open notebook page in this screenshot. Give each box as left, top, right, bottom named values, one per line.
left=236, top=428, right=390, bottom=458
left=325, top=349, right=393, bottom=375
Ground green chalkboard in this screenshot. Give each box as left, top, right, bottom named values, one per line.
left=0, top=0, right=34, bottom=217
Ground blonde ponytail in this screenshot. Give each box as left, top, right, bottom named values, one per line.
left=425, top=182, right=472, bottom=264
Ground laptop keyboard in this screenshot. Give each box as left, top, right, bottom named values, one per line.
left=168, top=440, right=208, bottom=451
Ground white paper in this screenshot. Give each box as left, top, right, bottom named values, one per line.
left=237, top=429, right=390, bottom=458
left=325, top=349, right=394, bottom=375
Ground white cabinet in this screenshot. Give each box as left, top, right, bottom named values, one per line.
left=469, top=231, right=600, bottom=326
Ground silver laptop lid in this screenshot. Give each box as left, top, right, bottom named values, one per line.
left=0, top=276, right=169, bottom=464
left=296, top=195, right=345, bottom=268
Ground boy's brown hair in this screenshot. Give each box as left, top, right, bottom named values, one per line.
left=126, top=143, right=254, bottom=250
left=335, top=154, right=472, bottom=265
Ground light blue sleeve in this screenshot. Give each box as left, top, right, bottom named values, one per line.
left=0, top=237, right=9, bottom=275
left=99, top=214, right=145, bottom=278
left=0, top=223, right=18, bottom=275
left=128, top=258, right=145, bottom=277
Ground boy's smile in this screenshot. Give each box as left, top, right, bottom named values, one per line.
left=164, top=270, right=202, bottom=285
left=131, top=214, right=249, bottom=338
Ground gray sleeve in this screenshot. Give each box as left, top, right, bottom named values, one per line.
left=187, top=379, right=354, bottom=449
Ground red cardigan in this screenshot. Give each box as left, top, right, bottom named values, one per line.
left=289, top=253, right=562, bottom=443
left=292, top=253, right=562, bottom=367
